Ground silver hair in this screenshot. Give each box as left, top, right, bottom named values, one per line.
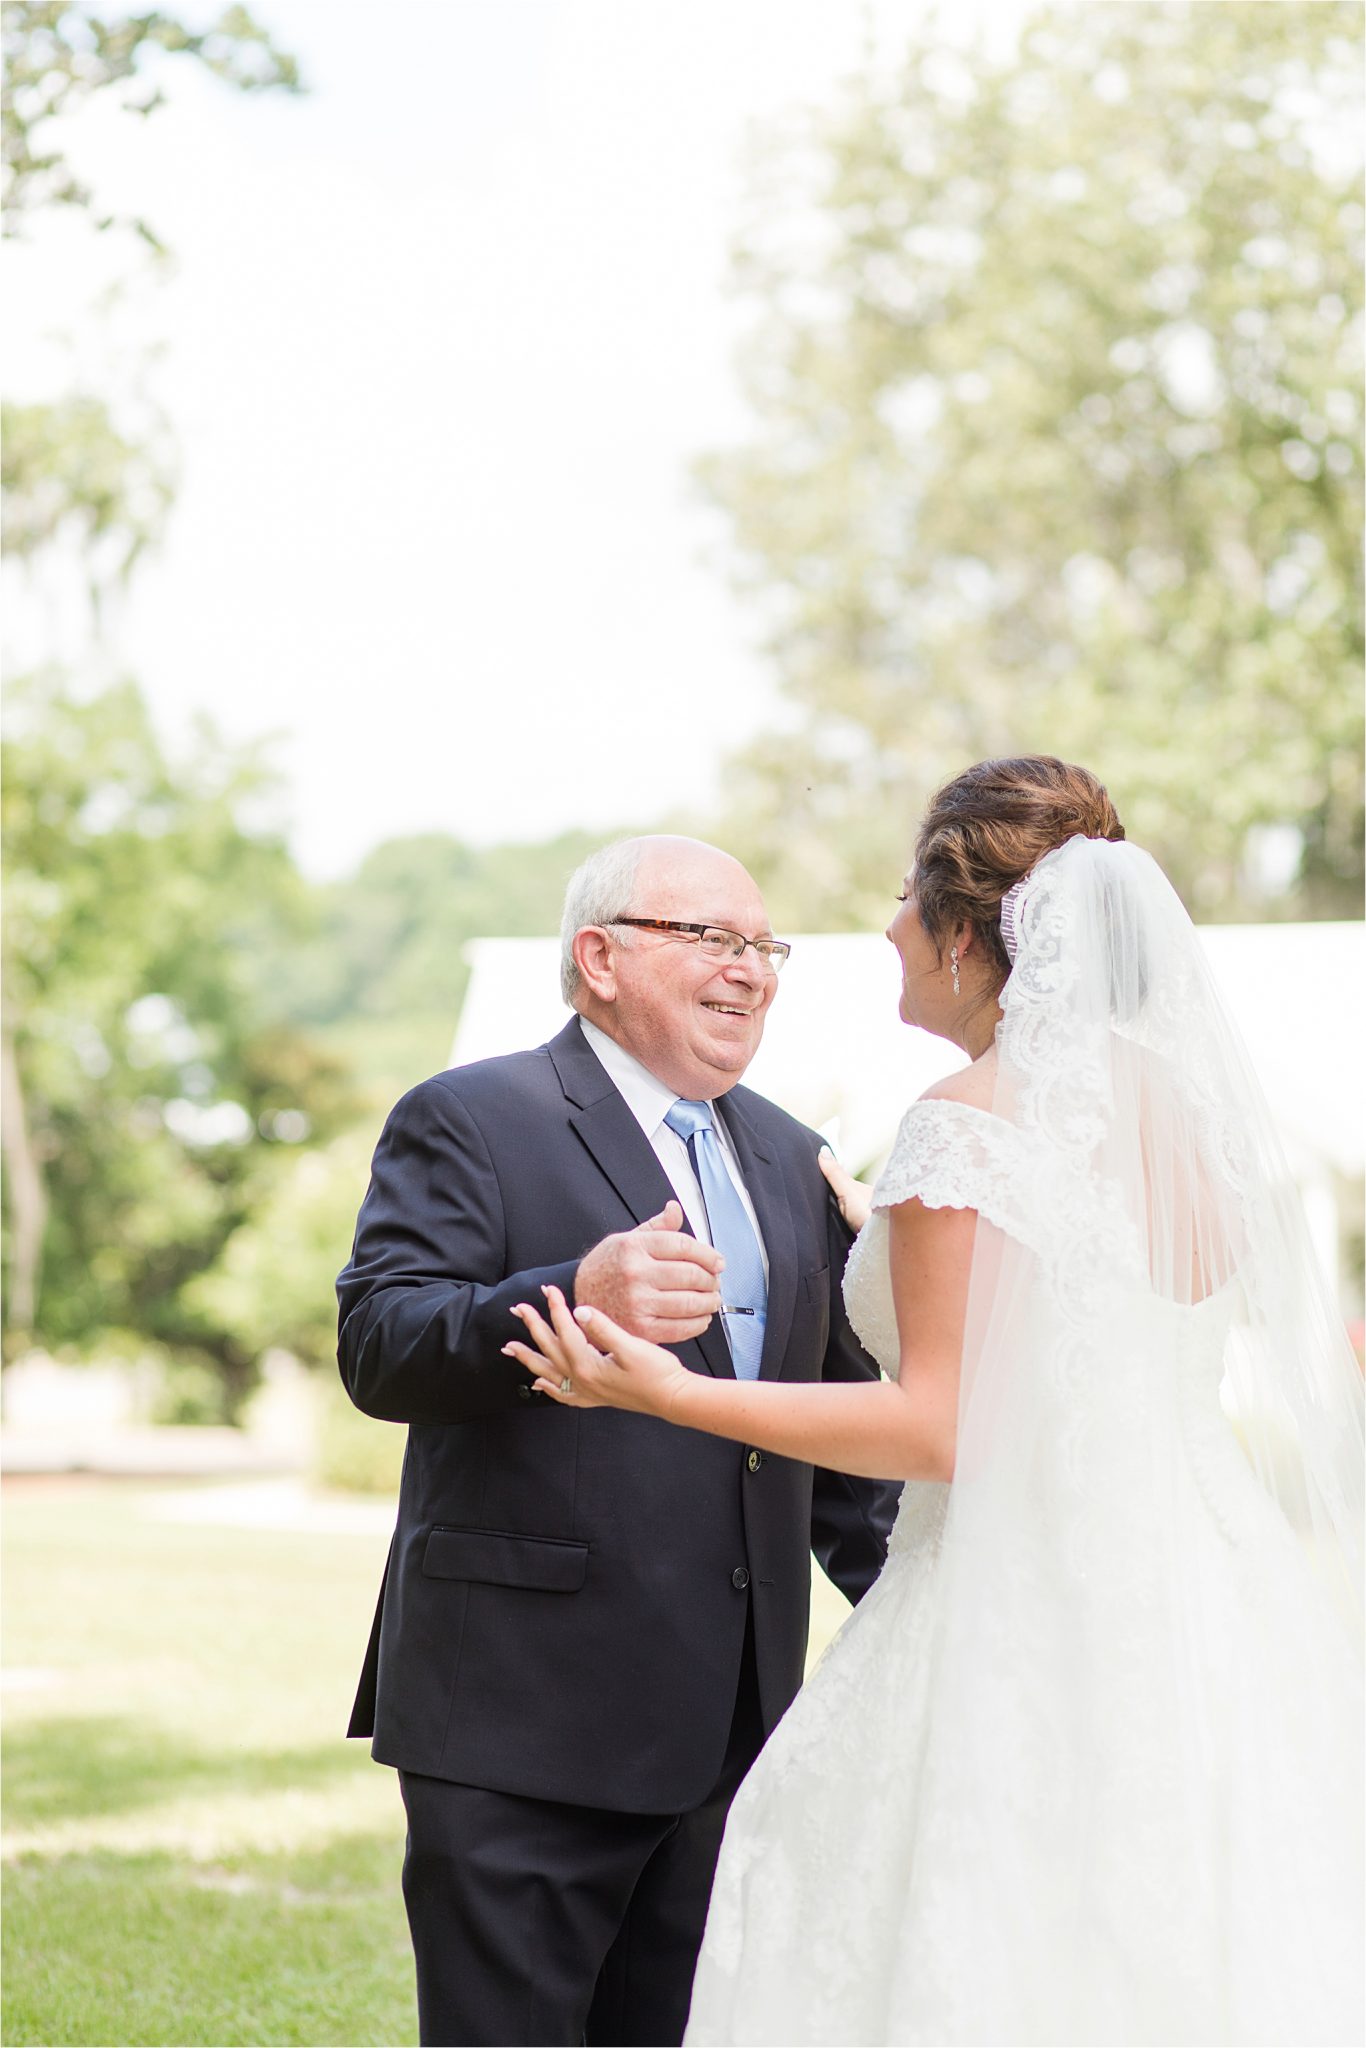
left=560, top=839, right=646, bottom=1005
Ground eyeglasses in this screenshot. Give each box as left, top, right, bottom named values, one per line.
left=609, top=916, right=792, bottom=974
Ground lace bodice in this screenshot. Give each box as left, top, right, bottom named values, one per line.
left=843, top=1099, right=1041, bottom=1376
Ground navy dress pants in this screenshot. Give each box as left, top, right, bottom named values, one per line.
left=397, top=1613, right=765, bottom=2048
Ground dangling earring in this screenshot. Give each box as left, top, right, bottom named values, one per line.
left=950, top=945, right=961, bottom=997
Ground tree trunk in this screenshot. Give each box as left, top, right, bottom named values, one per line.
left=1, top=1024, right=47, bottom=1350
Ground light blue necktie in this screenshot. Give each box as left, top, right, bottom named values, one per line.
left=663, top=1099, right=767, bottom=1380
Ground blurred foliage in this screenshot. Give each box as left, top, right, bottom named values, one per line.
left=703, top=0, right=1364, bottom=927
left=0, top=0, right=327, bottom=1403
left=185, top=1129, right=376, bottom=1373
left=150, top=1348, right=233, bottom=1424
left=0, top=663, right=617, bottom=1393
left=313, top=1370, right=406, bottom=1497
left=259, top=825, right=619, bottom=1117
left=263, top=828, right=607, bottom=1036
left=1, top=392, right=174, bottom=579
left=2, top=0, right=302, bottom=247
left=2, top=1, right=295, bottom=623
left=0, top=672, right=357, bottom=1397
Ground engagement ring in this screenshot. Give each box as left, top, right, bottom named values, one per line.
left=560, top=1376, right=574, bottom=1395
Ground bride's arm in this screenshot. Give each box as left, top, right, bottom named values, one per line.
left=503, top=1196, right=970, bottom=1484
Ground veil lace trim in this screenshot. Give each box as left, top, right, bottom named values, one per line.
left=993, top=835, right=1363, bottom=1598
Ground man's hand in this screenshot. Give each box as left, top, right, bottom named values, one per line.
left=504, top=1287, right=691, bottom=1419
left=574, top=1200, right=724, bottom=1342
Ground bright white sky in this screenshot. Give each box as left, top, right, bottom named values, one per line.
left=5, top=0, right=1021, bottom=877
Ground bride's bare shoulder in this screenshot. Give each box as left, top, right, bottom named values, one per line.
left=918, top=1047, right=999, bottom=1114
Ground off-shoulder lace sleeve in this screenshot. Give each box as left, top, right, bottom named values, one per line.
left=844, top=1100, right=1046, bottom=1376
left=871, top=1099, right=1044, bottom=1253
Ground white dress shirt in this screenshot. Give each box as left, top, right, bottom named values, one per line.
left=579, top=1017, right=770, bottom=1281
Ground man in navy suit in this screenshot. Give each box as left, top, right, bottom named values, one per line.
left=338, top=835, right=898, bottom=2047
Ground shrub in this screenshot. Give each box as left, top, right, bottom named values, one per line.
left=313, top=1372, right=404, bottom=1496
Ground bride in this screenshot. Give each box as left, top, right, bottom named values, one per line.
left=504, top=756, right=1364, bottom=2047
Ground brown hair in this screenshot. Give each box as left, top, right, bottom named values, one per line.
left=914, top=756, right=1125, bottom=989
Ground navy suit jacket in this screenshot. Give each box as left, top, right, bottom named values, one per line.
left=337, top=1016, right=899, bottom=1813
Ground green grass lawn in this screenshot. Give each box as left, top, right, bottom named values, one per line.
left=2, top=1478, right=414, bottom=2047
left=2, top=1475, right=852, bottom=2046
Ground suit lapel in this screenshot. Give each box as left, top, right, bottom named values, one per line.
left=716, top=1091, right=798, bottom=1384
left=547, top=1020, right=733, bottom=1379
left=567, top=1090, right=678, bottom=1233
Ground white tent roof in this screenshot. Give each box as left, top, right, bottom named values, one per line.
left=452, top=925, right=1364, bottom=1179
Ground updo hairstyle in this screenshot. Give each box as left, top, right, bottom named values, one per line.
left=913, top=756, right=1125, bottom=992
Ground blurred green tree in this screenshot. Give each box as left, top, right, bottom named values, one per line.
left=2, top=1, right=319, bottom=1401
left=2, top=391, right=175, bottom=592
left=0, top=673, right=355, bottom=1395
left=704, top=0, right=1363, bottom=927
left=3, top=0, right=301, bottom=247
left=2, top=1, right=300, bottom=601
left=185, top=1127, right=377, bottom=1374
left=0, top=674, right=608, bottom=1383
left=270, top=828, right=609, bottom=1031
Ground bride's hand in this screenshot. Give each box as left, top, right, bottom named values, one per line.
left=820, top=1146, right=873, bottom=1234
left=502, top=1285, right=690, bottom=1418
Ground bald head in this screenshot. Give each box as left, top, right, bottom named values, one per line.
left=631, top=835, right=759, bottom=902
left=559, top=835, right=759, bottom=1005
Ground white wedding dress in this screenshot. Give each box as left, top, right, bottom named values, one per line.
left=686, top=841, right=1364, bottom=2048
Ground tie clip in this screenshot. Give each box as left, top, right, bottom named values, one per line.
left=718, top=1305, right=757, bottom=1316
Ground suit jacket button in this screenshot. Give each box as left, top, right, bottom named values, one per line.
left=746, top=1449, right=762, bottom=1473
left=731, top=1566, right=751, bottom=1590
left=516, top=1385, right=531, bottom=1401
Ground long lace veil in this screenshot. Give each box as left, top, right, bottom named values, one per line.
left=971, top=834, right=1362, bottom=1600
left=914, top=834, right=1364, bottom=2038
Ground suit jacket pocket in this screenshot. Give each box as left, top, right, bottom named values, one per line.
left=801, top=1264, right=831, bottom=1302
left=422, top=1525, right=588, bottom=1593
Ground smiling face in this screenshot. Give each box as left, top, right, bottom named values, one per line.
left=575, top=838, right=779, bottom=1099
